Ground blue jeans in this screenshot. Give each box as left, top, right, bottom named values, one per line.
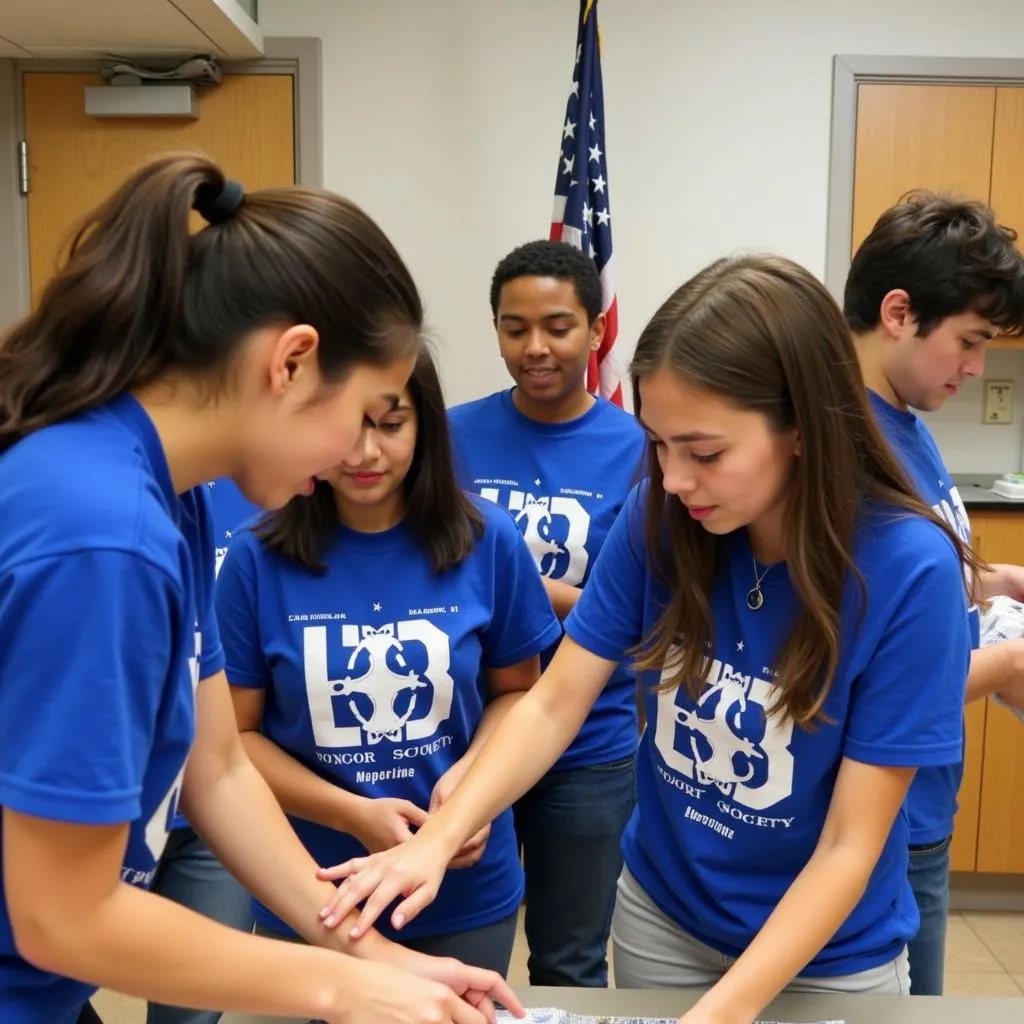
left=906, top=834, right=952, bottom=996
left=514, top=754, right=636, bottom=987
left=147, top=826, right=254, bottom=1024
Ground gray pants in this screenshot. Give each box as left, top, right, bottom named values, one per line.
left=611, top=867, right=910, bottom=994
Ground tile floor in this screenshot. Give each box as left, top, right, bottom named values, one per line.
left=91, top=909, right=1024, bottom=1023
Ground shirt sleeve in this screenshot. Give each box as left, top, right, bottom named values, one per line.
left=844, top=536, right=969, bottom=768
left=214, top=533, right=271, bottom=689
left=0, top=551, right=180, bottom=824
left=564, top=486, right=649, bottom=662
left=479, top=515, right=563, bottom=668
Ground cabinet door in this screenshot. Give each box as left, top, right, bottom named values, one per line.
left=977, top=699, right=1024, bottom=873
left=990, top=88, right=1024, bottom=247
left=971, top=513, right=1024, bottom=872
left=852, top=84, right=996, bottom=253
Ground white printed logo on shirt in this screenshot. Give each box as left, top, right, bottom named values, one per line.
left=479, top=488, right=591, bottom=585
left=303, top=620, right=454, bottom=748
left=654, top=655, right=795, bottom=812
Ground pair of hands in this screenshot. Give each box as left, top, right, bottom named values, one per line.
left=348, top=760, right=490, bottom=869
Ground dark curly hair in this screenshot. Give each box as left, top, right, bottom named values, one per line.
left=489, top=239, right=603, bottom=324
left=844, top=190, right=1024, bottom=337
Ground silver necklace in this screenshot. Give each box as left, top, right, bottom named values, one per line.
left=746, top=557, right=771, bottom=611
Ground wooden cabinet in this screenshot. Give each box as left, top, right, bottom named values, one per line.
left=955, top=511, right=1024, bottom=874
left=853, top=82, right=1024, bottom=348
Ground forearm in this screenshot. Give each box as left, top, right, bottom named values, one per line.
left=416, top=685, right=586, bottom=855
left=182, top=753, right=396, bottom=962
left=25, top=883, right=356, bottom=1020
left=695, top=843, right=875, bottom=1023
left=966, top=641, right=1024, bottom=703
left=238, top=729, right=367, bottom=832
left=460, top=692, right=525, bottom=767
left=542, top=577, right=580, bottom=620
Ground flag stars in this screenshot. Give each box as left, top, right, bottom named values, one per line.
left=562, top=154, right=575, bottom=177
left=591, top=174, right=606, bottom=193
left=589, top=143, right=603, bottom=163
left=589, top=112, right=597, bottom=131
left=571, top=79, right=580, bottom=97
left=563, top=118, right=576, bottom=140
left=596, top=208, right=610, bottom=226
left=583, top=202, right=594, bottom=227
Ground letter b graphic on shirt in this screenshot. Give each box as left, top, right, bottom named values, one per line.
left=480, top=488, right=591, bottom=585
left=304, top=619, right=455, bottom=748
left=654, top=656, right=795, bottom=811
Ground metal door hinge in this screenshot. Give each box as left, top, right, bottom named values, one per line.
left=17, top=141, right=29, bottom=195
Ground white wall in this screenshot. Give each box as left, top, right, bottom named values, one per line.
left=259, top=0, right=1024, bottom=476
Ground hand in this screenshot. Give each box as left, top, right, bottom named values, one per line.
left=324, top=955, right=501, bottom=1024
left=400, top=951, right=526, bottom=1023
left=430, top=764, right=490, bottom=869
left=316, top=829, right=455, bottom=938
left=349, top=797, right=429, bottom=855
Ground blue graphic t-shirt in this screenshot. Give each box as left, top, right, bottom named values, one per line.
left=869, top=390, right=979, bottom=846
left=564, top=485, right=969, bottom=976
left=448, top=389, right=647, bottom=769
left=216, top=497, right=561, bottom=941
left=0, top=395, right=223, bottom=1024
left=207, top=477, right=262, bottom=577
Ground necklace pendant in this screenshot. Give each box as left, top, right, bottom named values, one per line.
left=746, top=586, right=764, bottom=611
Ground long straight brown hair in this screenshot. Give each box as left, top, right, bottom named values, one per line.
left=631, top=254, right=982, bottom=727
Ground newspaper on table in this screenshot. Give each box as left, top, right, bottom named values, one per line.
left=496, top=1010, right=843, bottom=1024
left=979, top=595, right=1024, bottom=723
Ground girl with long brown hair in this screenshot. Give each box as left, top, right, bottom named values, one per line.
left=318, top=254, right=974, bottom=1019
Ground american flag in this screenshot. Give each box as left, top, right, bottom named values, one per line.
left=550, top=0, right=623, bottom=407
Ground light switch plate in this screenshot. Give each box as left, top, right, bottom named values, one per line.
left=984, top=379, right=1014, bottom=424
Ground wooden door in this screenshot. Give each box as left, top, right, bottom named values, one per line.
left=23, top=72, right=295, bottom=304
left=851, top=84, right=996, bottom=253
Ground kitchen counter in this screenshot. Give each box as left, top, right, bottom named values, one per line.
left=953, top=474, right=1024, bottom=510
left=220, top=985, right=1024, bottom=1024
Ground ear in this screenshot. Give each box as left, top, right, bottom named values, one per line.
left=878, top=289, right=916, bottom=341
left=266, top=324, right=321, bottom=398
left=589, top=312, right=607, bottom=353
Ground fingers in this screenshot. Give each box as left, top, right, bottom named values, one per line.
left=472, top=972, right=524, bottom=1017
left=317, top=857, right=368, bottom=883
left=404, top=801, right=431, bottom=828
left=387, top=882, right=439, bottom=933
left=463, top=992, right=497, bottom=1024
left=449, top=992, right=488, bottom=1024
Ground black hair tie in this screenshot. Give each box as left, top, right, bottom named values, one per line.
left=193, top=178, right=245, bottom=225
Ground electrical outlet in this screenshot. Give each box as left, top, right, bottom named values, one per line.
left=984, top=379, right=1014, bottom=424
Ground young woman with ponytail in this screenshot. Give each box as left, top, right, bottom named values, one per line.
left=0, top=152, right=521, bottom=1024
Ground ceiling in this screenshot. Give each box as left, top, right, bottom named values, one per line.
left=0, top=0, right=263, bottom=60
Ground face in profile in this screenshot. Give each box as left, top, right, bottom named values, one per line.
left=638, top=366, right=800, bottom=542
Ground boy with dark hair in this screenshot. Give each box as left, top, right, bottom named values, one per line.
left=448, top=239, right=646, bottom=987
left=846, top=190, right=1024, bottom=996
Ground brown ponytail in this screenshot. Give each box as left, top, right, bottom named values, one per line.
left=0, top=152, right=422, bottom=453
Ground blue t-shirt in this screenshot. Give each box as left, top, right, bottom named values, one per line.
left=0, top=395, right=223, bottom=1024
left=869, top=390, right=979, bottom=846
left=448, top=389, right=646, bottom=769
left=216, top=497, right=561, bottom=941
left=207, top=477, right=263, bottom=577
left=564, top=485, right=969, bottom=976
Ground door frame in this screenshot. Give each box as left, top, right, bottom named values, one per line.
left=0, top=37, right=322, bottom=327
left=826, top=55, right=1024, bottom=299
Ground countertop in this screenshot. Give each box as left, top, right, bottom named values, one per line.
left=219, top=985, right=1024, bottom=1024
left=953, top=474, right=1024, bottom=511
